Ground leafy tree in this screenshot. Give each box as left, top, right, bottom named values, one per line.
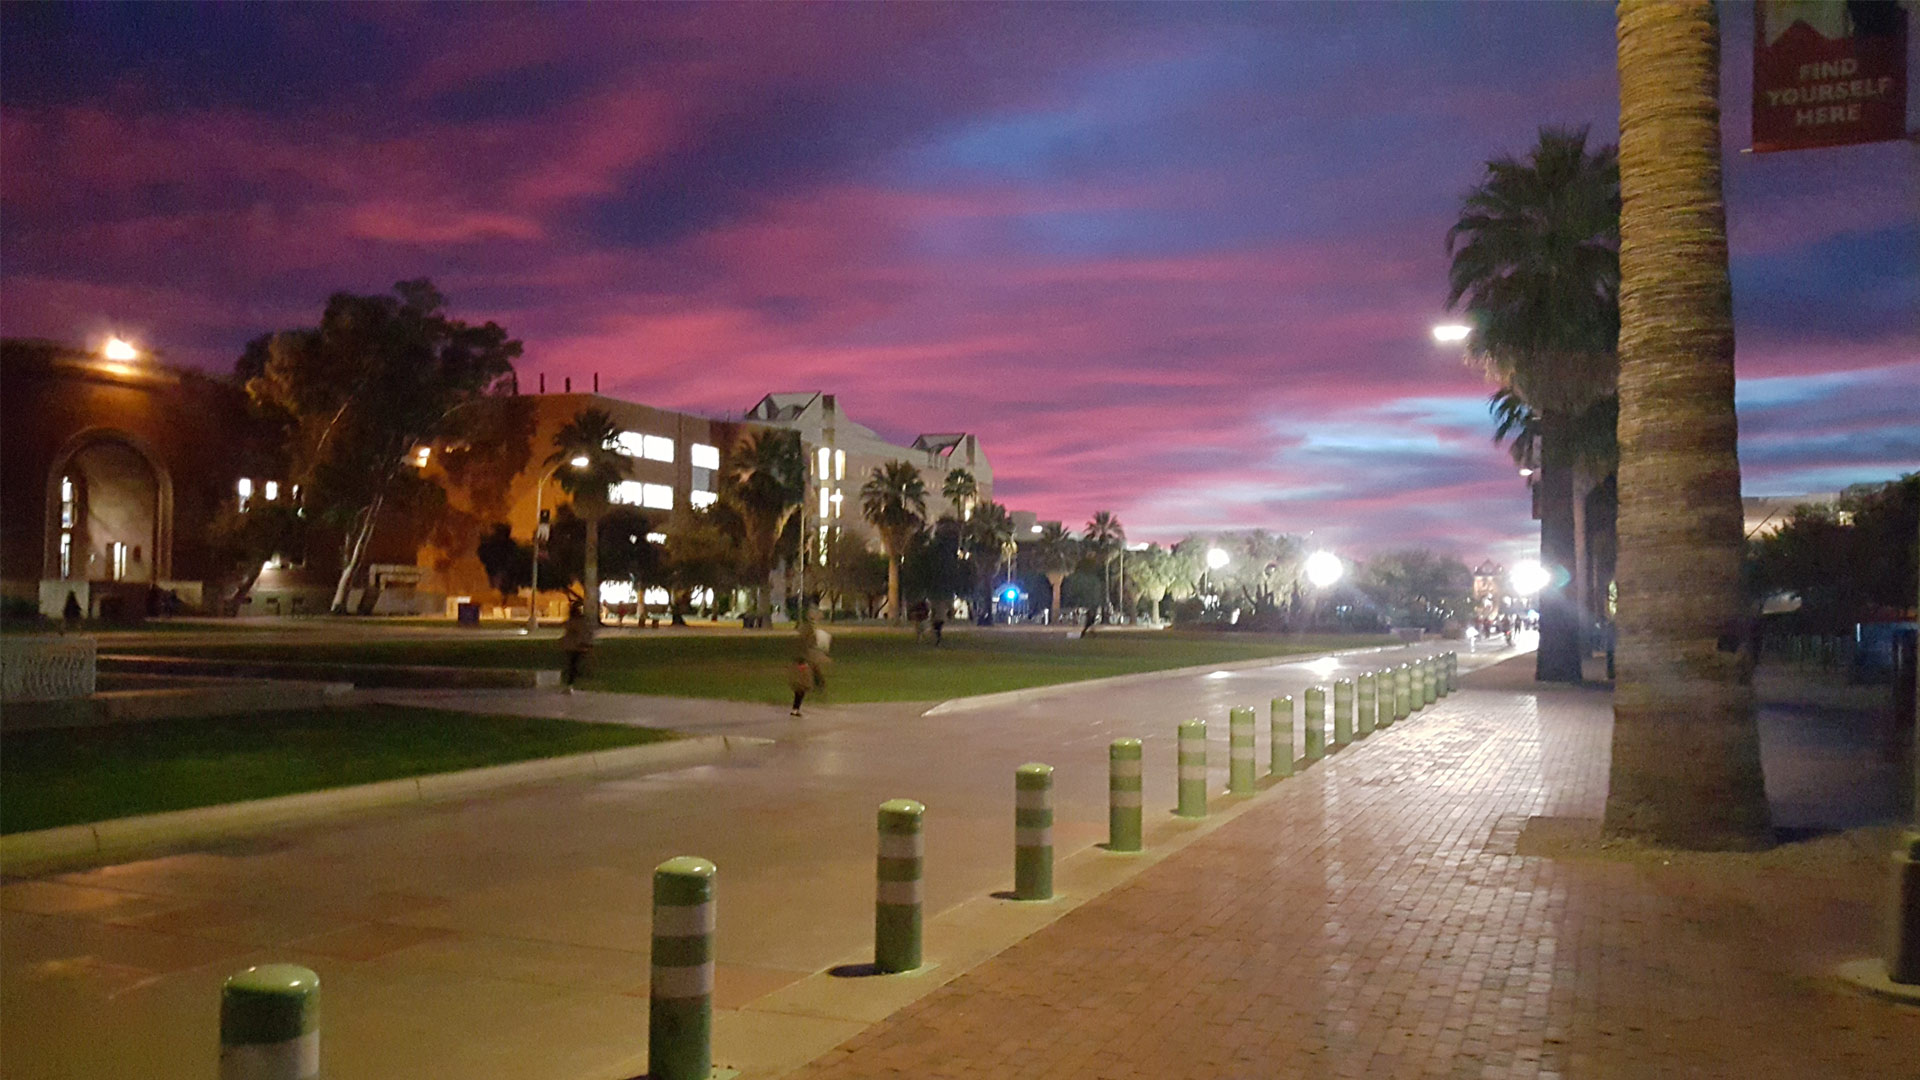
left=1751, top=476, right=1919, bottom=632
left=1447, top=127, right=1619, bottom=682
left=861, top=460, right=928, bottom=623
left=476, top=522, right=532, bottom=602
left=822, top=524, right=889, bottom=618
left=238, top=279, right=521, bottom=613
left=721, top=429, right=805, bottom=621
left=1030, top=522, right=1080, bottom=616
left=595, top=506, right=662, bottom=601
left=902, top=524, right=971, bottom=609
left=547, top=408, right=631, bottom=621
left=662, top=509, right=742, bottom=624
left=1125, top=544, right=1175, bottom=623
left=204, top=498, right=307, bottom=614
left=1607, top=1, right=1768, bottom=849
left=1358, top=549, right=1473, bottom=630
left=1083, top=511, right=1125, bottom=618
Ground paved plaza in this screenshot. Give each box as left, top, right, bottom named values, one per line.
left=5, top=639, right=1915, bottom=1078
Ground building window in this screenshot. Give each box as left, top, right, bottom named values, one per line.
left=644, top=586, right=671, bottom=606
left=816, top=446, right=830, bottom=479
left=690, top=490, right=717, bottom=509
left=60, top=476, right=75, bottom=528
left=110, top=542, right=128, bottom=581
left=691, top=443, right=720, bottom=470
left=819, top=487, right=830, bottom=518
left=614, top=431, right=674, bottom=462
left=834, top=449, right=845, bottom=480
left=609, top=481, right=645, bottom=506
left=59, top=532, right=72, bottom=578
left=264, top=480, right=280, bottom=501
left=641, top=483, right=673, bottom=510
left=818, top=524, right=829, bottom=565
left=830, top=488, right=844, bottom=518
left=646, top=532, right=668, bottom=544
left=237, top=477, right=253, bottom=511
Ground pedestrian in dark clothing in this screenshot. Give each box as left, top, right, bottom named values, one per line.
left=62, top=591, right=83, bottom=625
left=560, top=600, right=596, bottom=693
left=931, top=602, right=945, bottom=646
left=788, top=656, right=815, bottom=716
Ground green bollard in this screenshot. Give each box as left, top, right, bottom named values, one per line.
left=1373, top=670, right=1394, bottom=729
left=875, top=799, right=924, bottom=973
left=1228, top=706, right=1256, bottom=794
left=1332, top=679, right=1354, bottom=748
left=1356, top=672, right=1376, bottom=738
left=1393, top=664, right=1411, bottom=722
left=1422, top=657, right=1438, bottom=706
left=1014, top=763, right=1054, bottom=900
left=220, top=964, right=319, bottom=1080
left=1176, top=719, right=1208, bottom=817
left=1303, top=686, right=1326, bottom=763
left=1269, top=696, right=1294, bottom=779
left=650, top=856, right=716, bottom=1080
left=1447, top=651, right=1459, bottom=692
left=1109, top=739, right=1143, bottom=852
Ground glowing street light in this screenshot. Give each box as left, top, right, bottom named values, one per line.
left=1206, top=547, right=1230, bottom=571
left=102, top=336, right=140, bottom=361
left=1431, top=323, right=1471, bottom=344
left=1510, top=559, right=1551, bottom=596
left=570, top=455, right=589, bottom=468
left=1304, top=550, right=1344, bottom=588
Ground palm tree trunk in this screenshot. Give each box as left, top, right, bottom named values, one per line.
left=886, top=553, right=901, bottom=625
left=1536, top=413, right=1583, bottom=682
left=1573, top=469, right=1593, bottom=640
left=584, top=512, right=601, bottom=624
left=1606, top=0, right=1769, bottom=850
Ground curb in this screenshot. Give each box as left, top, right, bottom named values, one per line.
left=0, top=734, right=772, bottom=878
left=920, top=640, right=1447, bottom=716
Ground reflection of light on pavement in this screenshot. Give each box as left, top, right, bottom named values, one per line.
left=1304, top=656, right=1340, bottom=678
left=1205, top=670, right=1233, bottom=680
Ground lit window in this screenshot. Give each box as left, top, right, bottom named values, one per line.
left=110, top=542, right=127, bottom=581
left=642, top=483, right=673, bottom=510
left=237, top=477, right=253, bottom=511
left=818, top=524, right=829, bottom=565
left=644, top=435, right=674, bottom=462
left=60, top=476, right=75, bottom=528
left=819, top=488, right=830, bottom=517
left=600, top=580, right=637, bottom=605
left=830, top=489, right=843, bottom=518
left=609, top=481, right=646, bottom=506
left=816, top=447, right=830, bottom=478
left=644, top=586, right=671, bottom=606
left=646, top=532, right=668, bottom=544
left=692, top=466, right=714, bottom=493
left=689, top=490, right=717, bottom=509
left=834, top=449, right=845, bottom=480
left=264, top=481, right=280, bottom=501
left=691, top=443, right=720, bottom=470
left=59, top=532, right=72, bottom=577
left=613, top=431, right=645, bottom=457
left=414, top=446, right=431, bottom=467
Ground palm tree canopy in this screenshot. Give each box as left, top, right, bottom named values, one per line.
left=966, top=499, right=1015, bottom=562
left=1489, top=387, right=1618, bottom=478
left=1032, top=522, right=1080, bottom=577
left=546, top=408, right=630, bottom=510
left=941, top=469, right=978, bottom=512
left=1447, top=125, right=1620, bottom=415
left=1083, top=511, right=1125, bottom=557
left=720, top=428, right=804, bottom=572
left=861, top=460, right=928, bottom=551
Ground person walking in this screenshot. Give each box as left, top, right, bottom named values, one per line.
left=930, top=601, right=946, bottom=646
left=787, top=654, right=816, bottom=717
left=560, top=599, right=596, bottom=694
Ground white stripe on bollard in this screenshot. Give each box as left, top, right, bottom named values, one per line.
left=1015, top=826, right=1054, bottom=847
left=222, top=1034, right=320, bottom=1080
left=651, top=902, right=715, bottom=936
left=1015, top=789, right=1050, bottom=810
left=650, top=963, right=714, bottom=999
left=875, top=878, right=923, bottom=904
left=877, top=833, right=923, bottom=858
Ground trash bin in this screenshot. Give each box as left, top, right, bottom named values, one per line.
left=457, top=602, right=480, bottom=625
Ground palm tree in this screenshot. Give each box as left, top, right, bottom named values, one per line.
left=1032, top=522, right=1080, bottom=616
left=721, top=429, right=805, bottom=622
left=941, top=469, right=978, bottom=519
left=1083, top=511, right=1125, bottom=620
left=861, top=460, right=928, bottom=624
left=1447, top=126, right=1620, bottom=683
left=1606, top=0, right=1768, bottom=849
left=1490, top=386, right=1621, bottom=629
left=547, top=408, right=630, bottom=622
left=966, top=499, right=1016, bottom=585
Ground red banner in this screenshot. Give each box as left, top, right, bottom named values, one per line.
left=1752, top=1, right=1908, bottom=153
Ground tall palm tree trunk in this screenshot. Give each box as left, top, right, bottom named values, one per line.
left=1606, top=0, right=1769, bottom=849
left=583, top=513, right=601, bottom=623
left=886, top=553, right=901, bottom=625
left=1536, top=414, right=1584, bottom=682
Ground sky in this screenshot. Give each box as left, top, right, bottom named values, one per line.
left=3, top=2, right=1914, bottom=565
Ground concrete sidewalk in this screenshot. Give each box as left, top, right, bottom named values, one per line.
left=791, top=659, right=1919, bottom=1080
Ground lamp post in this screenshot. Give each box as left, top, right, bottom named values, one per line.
left=1303, top=550, right=1344, bottom=629
left=1204, top=546, right=1230, bottom=605
left=526, top=455, right=589, bottom=634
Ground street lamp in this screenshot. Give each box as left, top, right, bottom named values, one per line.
left=1303, top=550, right=1344, bottom=589
left=102, top=336, right=141, bottom=361
left=525, top=455, right=590, bottom=634
left=1510, top=559, right=1551, bottom=597
left=1431, top=322, right=1470, bottom=344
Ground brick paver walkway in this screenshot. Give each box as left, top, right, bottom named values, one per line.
left=792, top=668, right=1919, bottom=1080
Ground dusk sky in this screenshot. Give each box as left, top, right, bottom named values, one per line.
left=3, top=2, right=1914, bottom=564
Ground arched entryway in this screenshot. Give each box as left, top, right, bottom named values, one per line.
left=44, top=429, right=173, bottom=588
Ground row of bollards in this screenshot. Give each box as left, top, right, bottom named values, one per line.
left=218, top=654, right=1459, bottom=1080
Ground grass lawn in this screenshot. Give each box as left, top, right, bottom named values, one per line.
left=0, top=705, right=676, bottom=834
left=112, top=628, right=1397, bottom=704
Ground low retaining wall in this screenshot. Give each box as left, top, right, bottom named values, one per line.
left=100, top=654, right=560, bottom=689
left=1, top=635, right=97, bottom=702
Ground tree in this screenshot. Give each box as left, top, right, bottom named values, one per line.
left=942, top=469, right=978, bottom=520
left=662, top=509, right=742, bottom=624
left=861, top=460, right=928, bottom=623
left=595, top=506, right=662, bottom=605
left=822, top=524, right=889, bottom=617
left=547, top=408, right=630, bottom=622
left=1125, top=544, right=1175, bottom=623
left=1606, top=0, right=1769, bottom=850
left=1083, top=511, right=1125, bottom=619
left=1447, top=127, right=1619, bottom=682
left=1750, top=476, right=1919, bottom=634
left=1490, top=386, right=1621, bottom=628
left=238, top=279, right=521, bottom=613
left=204, top=499, right=306, bottom=614
left=1358, top=549, right=1473, bottom=631
left=476, top=522, right=532, bottom=602
left=966, top=500, right=1016, bottom=586
left=1030, top=522, right=1080, bottom=615
left=720, top=429, right=805, bottom=621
